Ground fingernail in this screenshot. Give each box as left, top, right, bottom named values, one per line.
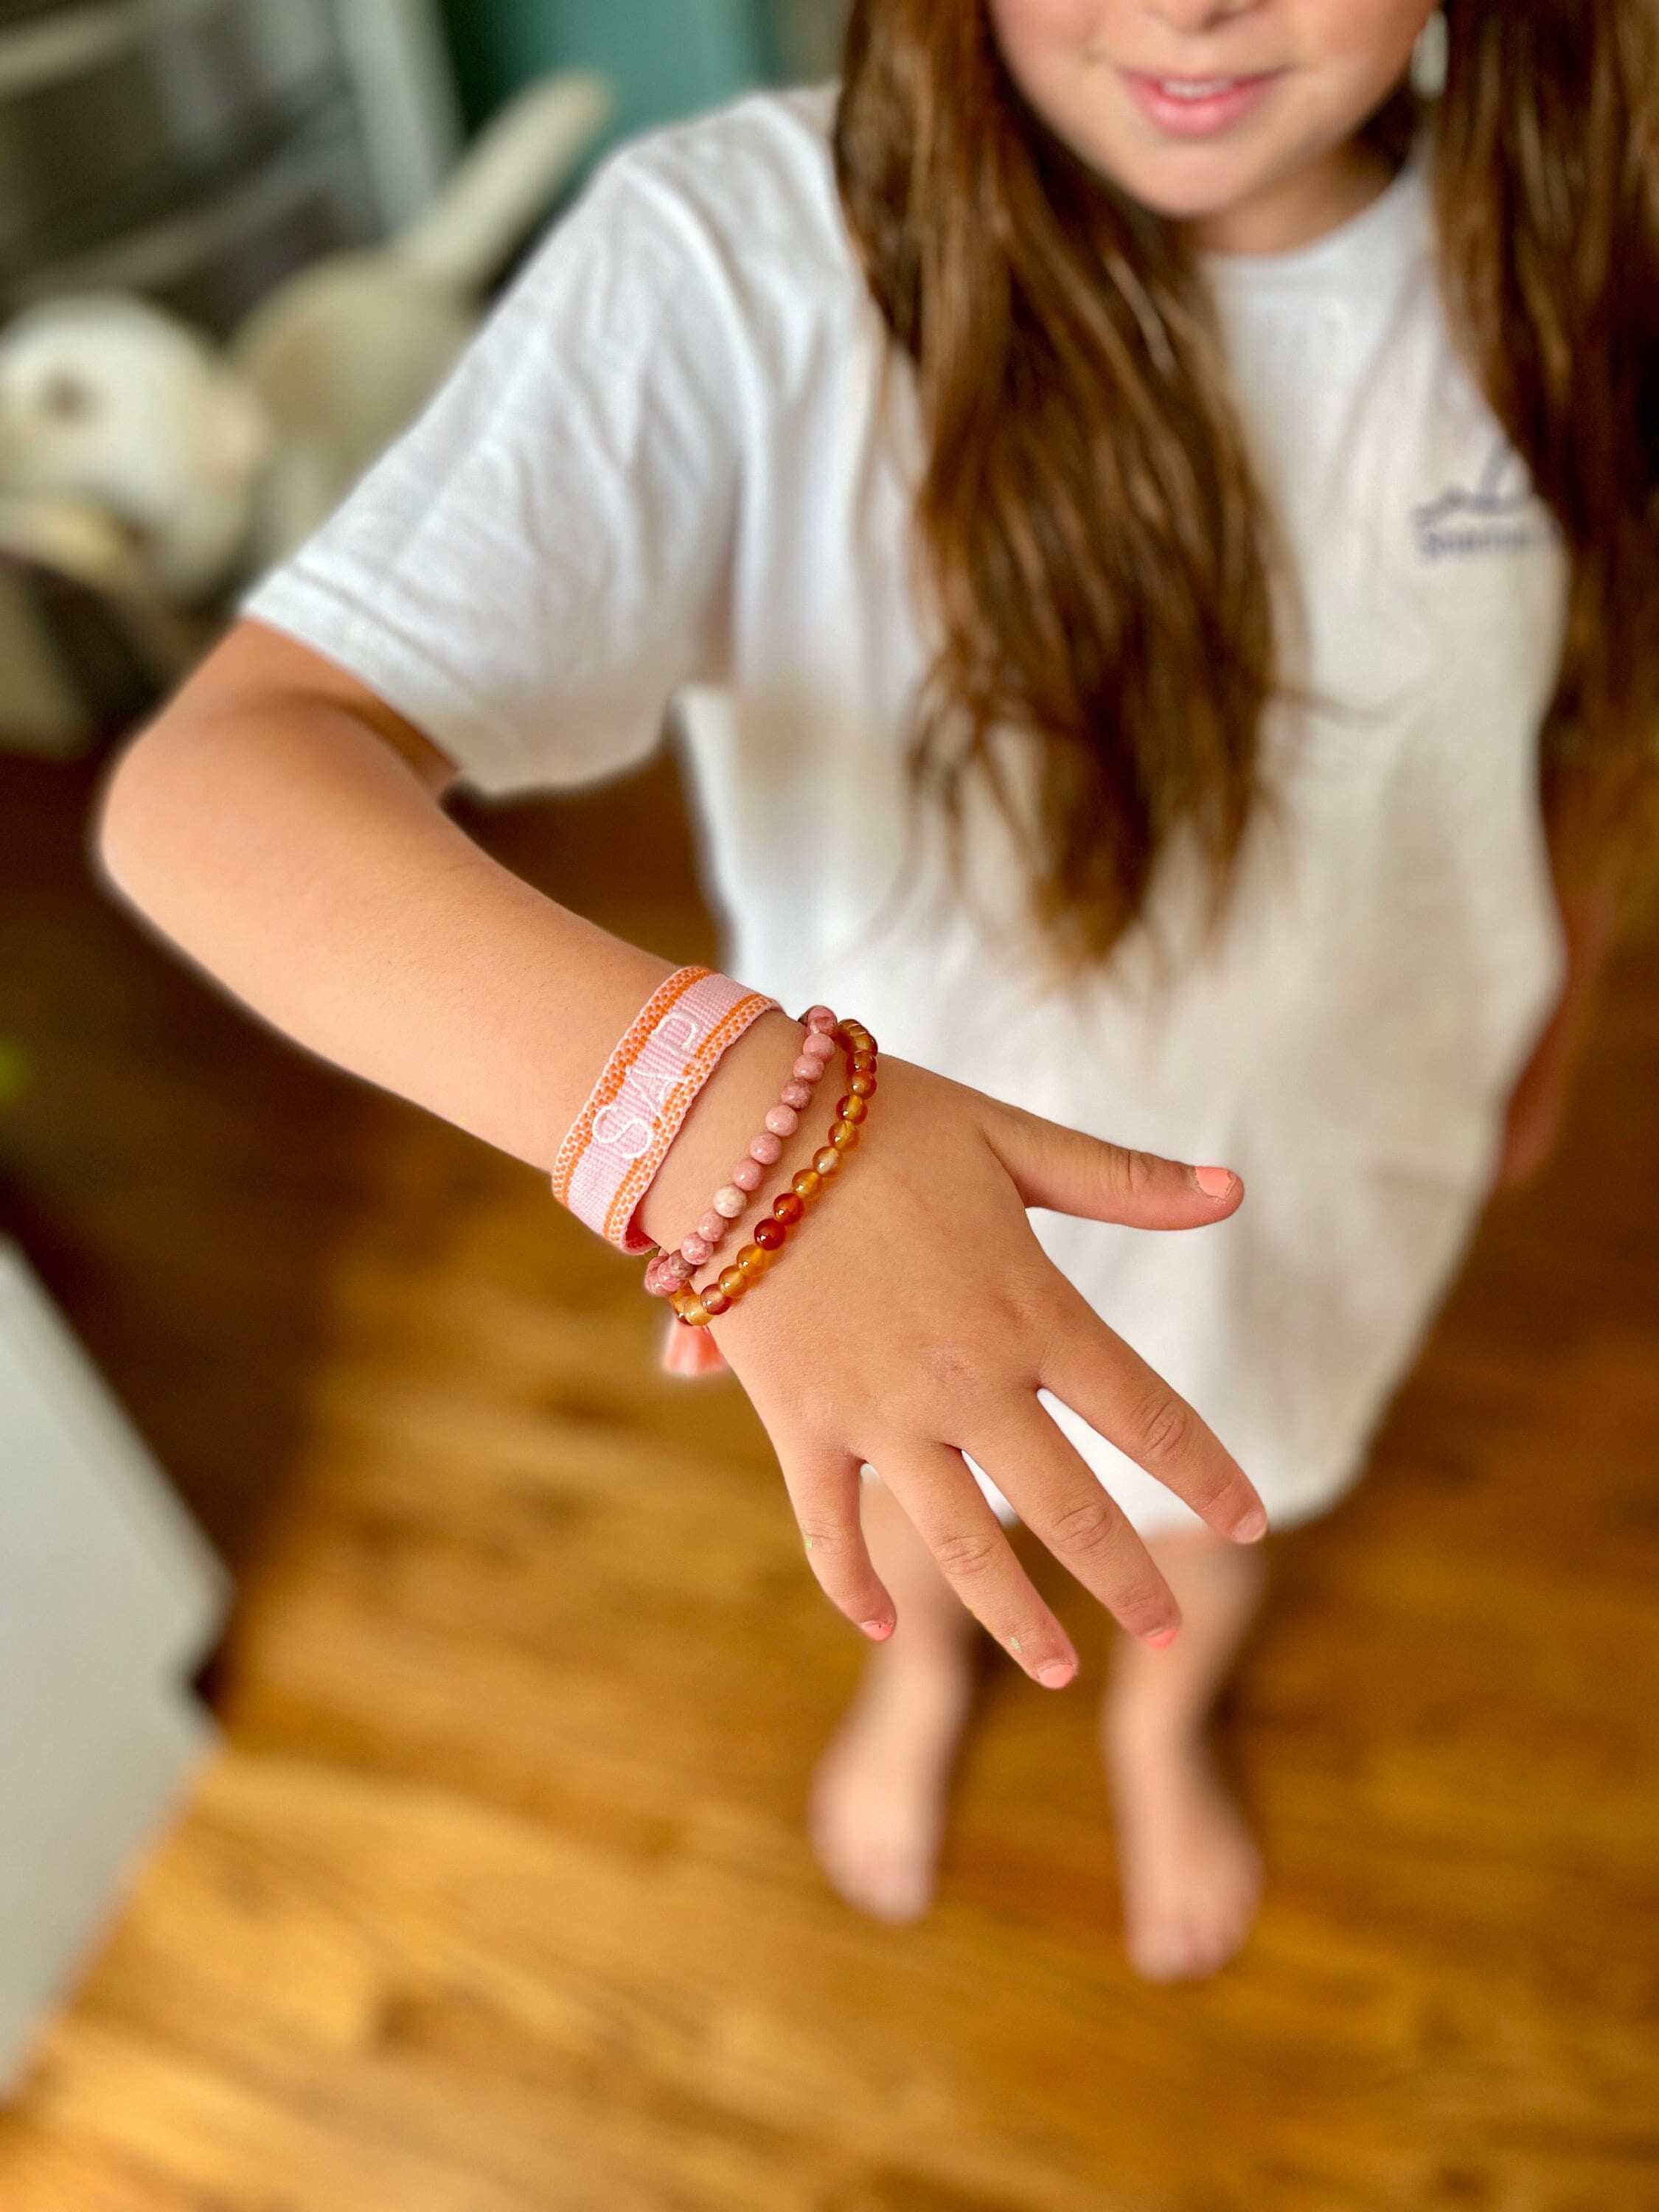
left=860, top=1618, right=894, bottom=1641
left=1144, top=1622, right=1181, bottom=1649
left=1037, top=1660, right=1077, bottom=1688
left=1233, top=1506, right=1268, bottom=1544
left=1193, top=1165, right=1237, bottom=1201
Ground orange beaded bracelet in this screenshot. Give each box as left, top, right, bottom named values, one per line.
left=664, top=1013, right=878, bottom=1332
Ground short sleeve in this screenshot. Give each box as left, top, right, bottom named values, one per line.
left=243, top=157, right=742, bottom=796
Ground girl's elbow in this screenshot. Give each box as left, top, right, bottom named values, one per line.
left=93, top=712, right=188, bottom=909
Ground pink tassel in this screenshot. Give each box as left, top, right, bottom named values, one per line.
left=661, top=1312, right=729, bottom=1378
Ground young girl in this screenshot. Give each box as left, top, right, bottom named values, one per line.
left=99, top=1, right=1655, bottom=1982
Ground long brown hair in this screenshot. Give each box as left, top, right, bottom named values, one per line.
left=835, top=1, right=1659, bottom=963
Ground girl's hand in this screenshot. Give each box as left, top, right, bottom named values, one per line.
left=641, top=1022, right=1265, bottom=1690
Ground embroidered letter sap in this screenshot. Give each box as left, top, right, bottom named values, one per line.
left=590, top=1007, right=707, bottom=1160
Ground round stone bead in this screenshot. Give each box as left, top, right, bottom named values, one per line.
left=772, top=1191, right=804, bottom=1225
left=644, top=1251, right=694, bottom=1297
left=801, top=1032, right=836, bottom=1064
left=813, top=1147, right=842, bottom=1178
left=849, top=1072, right=877, bottom=1099
left=669, top=1288, right=700, bottom=1319
left=682, top=1298, right=712, bottom=1328
left=713, top=1185, right=747, bottom=1219
left=737, top=1243, right=770, bottom=1279
left=780, top=1081, right=813, bottom=1111
left=731, top=1158, right=763, bottom=1193
left=719, top=1265, right=748, bottom=1301
left=701, top=1284, right=732, bottom=1317
left=749, top=1131, right=784, bottom=1166
left=697, top=1209, right=728, bottom=1245
left=830, top=1120, right=859, bottom=1151
left=792, top=1054, right=825, bottom=1084
left=803, top=1006, right=838, bottom=1034
left=836, top=1093, right=868, bottom=1124
left=765, top=1105, right=800, bottom=1138
left=793, top=1168, right=823, bottom=1202
left=679, top=1234, right=713, bottom=1267
left=754, top=1217, right=786, bottom=1251
left=852, top=1051, right=877, bottom=1077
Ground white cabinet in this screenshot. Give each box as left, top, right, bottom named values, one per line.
left=0, top=1239, right=229, bottom=2100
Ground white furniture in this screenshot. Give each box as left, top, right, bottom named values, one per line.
left=330, top=0, right=464, bottom=232
left=0, top=0, right=463, bottom=326
left=0, top=1240, right=229, bottom=2101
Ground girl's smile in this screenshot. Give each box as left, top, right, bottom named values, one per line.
left=1119, top=68, right=1286, bottom=138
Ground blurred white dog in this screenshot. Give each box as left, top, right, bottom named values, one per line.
left=0, top=73, right=611, bottom=608
left=0, top=297, right=271, bottom=602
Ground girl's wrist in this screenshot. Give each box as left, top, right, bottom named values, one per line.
left=636, top=1009, right=806, bottom=1252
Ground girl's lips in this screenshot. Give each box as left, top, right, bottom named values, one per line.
left=1121, top=70, right=1282, bottom=139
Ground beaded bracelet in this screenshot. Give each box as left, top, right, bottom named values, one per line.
left=639, top=1003, right=843, bottom=1299
left=661, top=1010, right=879, bottom=1332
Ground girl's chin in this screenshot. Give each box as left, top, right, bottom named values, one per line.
left=1091, top=153, right=1281, bottom=229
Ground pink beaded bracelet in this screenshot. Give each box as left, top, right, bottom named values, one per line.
left=641, top=1004, right=844, bottom=1300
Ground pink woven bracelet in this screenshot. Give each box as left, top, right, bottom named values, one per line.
left=551, top=967, right=778, bottom=1254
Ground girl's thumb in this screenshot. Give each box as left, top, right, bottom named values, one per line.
left=986, top=1102, right=1244, bottom=1231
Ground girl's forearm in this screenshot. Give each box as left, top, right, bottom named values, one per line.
left=96, top=623, right=796, bottom=1239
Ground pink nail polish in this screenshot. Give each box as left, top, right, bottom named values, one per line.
left=1037, top=1660, right=1076, bottom=1688
left=1193, top=1165, right=1237, bottom=1201
left=861, top=1618, right=894, bottom=1640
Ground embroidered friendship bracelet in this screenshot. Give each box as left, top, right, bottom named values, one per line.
left=551, top=966, right=779, bottom=1255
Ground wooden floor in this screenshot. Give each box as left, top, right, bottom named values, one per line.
left=1, top=748, right=1656, bottom=2211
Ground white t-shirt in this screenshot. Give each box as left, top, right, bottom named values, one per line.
left=247, top=86, right=1569, bottom=1535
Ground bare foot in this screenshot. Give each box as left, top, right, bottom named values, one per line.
left=1103, top=1711, right=1263, bottom=1983
left=809, top=1655, right=975, bottom=1923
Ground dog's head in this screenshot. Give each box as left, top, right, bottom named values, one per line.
left=0, top=295, right=271, bottom=599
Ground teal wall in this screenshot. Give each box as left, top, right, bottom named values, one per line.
left=439, top=0, right=782, bottom=150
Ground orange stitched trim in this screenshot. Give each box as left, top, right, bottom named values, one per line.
left=602, top=992, right=773, bottom=1243
left=549, top=967, right=709, bottom=1207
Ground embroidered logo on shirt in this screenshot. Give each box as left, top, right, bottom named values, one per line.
left=1413, top=440, right=1551, bottom=561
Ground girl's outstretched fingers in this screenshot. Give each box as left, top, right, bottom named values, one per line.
left=966, top=1409, right=1183, bottom=1644
left=985, top=1102, right=1245, bottom=1233
left=1040, top=1281, right=1267, bottom=1546
left=879, top=1444, right=1082, bottom=1688
left=778, top=1440, right=897, bottom=1640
